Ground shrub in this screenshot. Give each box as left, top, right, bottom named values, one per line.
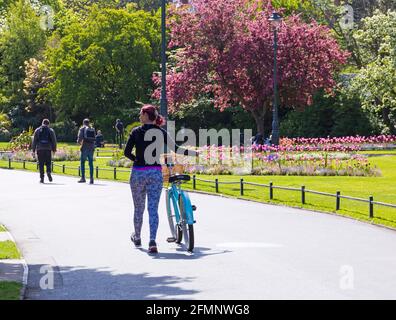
left=50, top=119, right=78, bottom=142
left=9, top=128, right=34, bottom=151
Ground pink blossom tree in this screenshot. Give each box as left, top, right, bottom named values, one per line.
left=153, top=0, right=349, bottom=136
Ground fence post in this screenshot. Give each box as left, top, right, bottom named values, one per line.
left=240, top=179, right=244, bottom=196
left=51, top=161, right=54, bottom=173
left=193, top=175, right=196, bottom=190
left=269, top=182, right=273, bottom=200
left=369, top=196, right=374, bottom=218
left=23, top=160, right=26, bottom=169
left=36, top=162, right=39, bottom=171
left=62, top=164, right=65, bottom=174
left=336, top=191, right=340, bottom=210
left=8, top=158, right=11, bottom=169
left=96, top=166, right=99, bottom=179
left=114, top=167, right=117, bottom=180
left=301, top=186, right=305, bottom=204
left=78, top=166, right=81, bottom=177
left=215, top=179, right=219, bottom=193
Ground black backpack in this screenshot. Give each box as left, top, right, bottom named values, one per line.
left=116, top=122, right=124, bottom=132
left=84, top=127, right=96, bottom=143
left=38, top=126, right=51, bottom=145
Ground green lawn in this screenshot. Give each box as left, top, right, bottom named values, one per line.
left=0, top=142, right=9, bottom=150
left=0, top=241, right=21, bottom=260
left=1, top=152, right=396, bottom=229
left=0, top=141, right=119, bottom=152
left=183, top=155, right=396, bottom=229
left=359, top=150, right=396, bottom=155
left=0, top=281, right=22, bottom=300
left=0, top=225, right=6, bottom=232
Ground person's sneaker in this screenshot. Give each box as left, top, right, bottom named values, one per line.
left=47, top=173, right=53, bottom=182
left=40, top=178, right=44, bottom=184
left=78, top=178, right=86, bottom=183
left=148, top=240, right=158, bottom=254
left=89, top=179, right=94, bottom=185
left=130, top=233, right=141, bottom=247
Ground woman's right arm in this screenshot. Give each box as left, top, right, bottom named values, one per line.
left=124, top=131, right=136, bottom=161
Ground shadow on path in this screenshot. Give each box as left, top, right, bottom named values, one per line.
left=26, top=263, right=199, bottom=300
left=134, top=246, right=231, bottom=260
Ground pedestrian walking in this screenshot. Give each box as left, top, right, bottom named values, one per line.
left=124, top=105, right=198, bottom=254
left=77, top=118, right=96, bottom=184
left=32, top=119, right=57, bottom=184
left=115, top=119, right=124, bottom=149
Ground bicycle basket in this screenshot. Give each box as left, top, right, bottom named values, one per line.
left=161, top=153, right=186, bottom=183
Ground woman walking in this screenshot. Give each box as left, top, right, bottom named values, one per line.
left=124, top=105, right=197, bottom=253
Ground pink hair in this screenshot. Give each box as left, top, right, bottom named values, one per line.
left=141, top=105, right=165, bottom=127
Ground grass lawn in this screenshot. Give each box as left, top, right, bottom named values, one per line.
left=0, top=225, right=6, bottom=232
left=0, top=142, right=9, bottom=150
left=359, top=150, right=396, bottom=155
left=0, top=281, right=22, bottom=300
left=1, top=151, right=396, bottom=229
left=0, top=241, right=21, bottom=260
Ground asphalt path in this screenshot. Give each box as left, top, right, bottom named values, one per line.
left=1, top=169, right=396, bottom=299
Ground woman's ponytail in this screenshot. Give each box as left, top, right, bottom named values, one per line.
left=156, top=114, right=165, bottom=127
left=141, top=104, right=166, bottom=127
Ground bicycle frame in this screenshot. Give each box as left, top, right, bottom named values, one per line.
left=167, top=182, right=195, bottom=225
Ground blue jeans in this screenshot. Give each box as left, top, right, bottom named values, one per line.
left=80, top=150, right=94, bottom=180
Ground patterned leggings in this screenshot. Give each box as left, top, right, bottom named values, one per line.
left=129, top=169, right=163, bottom=241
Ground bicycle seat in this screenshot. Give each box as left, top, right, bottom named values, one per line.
left=169, top=174, right=191, bottom=183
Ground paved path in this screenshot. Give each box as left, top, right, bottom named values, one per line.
left=1, top=169, right=396, bottom=299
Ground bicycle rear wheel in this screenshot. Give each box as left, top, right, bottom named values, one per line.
left=179, top=195, right=194, bottom=252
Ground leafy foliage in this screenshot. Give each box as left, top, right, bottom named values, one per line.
left=44, top=6, right=161, bottom=132
left=280, top=89, right=375, bottom=137
left=8, top=126, right=33, bottom=151
left=349, top=10, right=396, bottom=134
left=157, top=0, right=348, bottom=135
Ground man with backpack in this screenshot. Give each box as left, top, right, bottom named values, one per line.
left=77, top=118, right=96, bottom=184
left=32, top=119, right=57, bottom=183
left=115, top=119, right=124, bottom=149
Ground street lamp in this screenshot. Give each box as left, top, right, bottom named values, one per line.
left=268, top=11, right=282, bottom=146
left=160, top=0, right=168, bottom=130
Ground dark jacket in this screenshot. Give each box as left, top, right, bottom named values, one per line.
left=124, top=124, right=197, bottom=167
left=32, top=125, right=57, bottom=153
left=95, top=134, right=104, bottom=147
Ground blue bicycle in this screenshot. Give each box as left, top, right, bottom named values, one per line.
left=165, top=164, right=197, bottom=252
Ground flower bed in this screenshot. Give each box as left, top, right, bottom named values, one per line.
left=0, top=148, right=81, bottom=162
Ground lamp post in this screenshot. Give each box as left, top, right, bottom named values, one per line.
left=268, top=12, right=282, bottom=146
left=160, top=0, right=168, bottom=130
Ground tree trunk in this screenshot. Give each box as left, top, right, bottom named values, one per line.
left=251, top=106, right=267, bottom=136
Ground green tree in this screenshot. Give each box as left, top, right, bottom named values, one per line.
left=0, top=0, right=46, bottom=120
left=280, top=88, right=375, bottom=137
left=350, top=10, right=396, bottom=134
left=44, top=6, right=161, bottom=135
left=23, top=58, right=54, bottom=123
left=288, top=1, right=395, bottom=68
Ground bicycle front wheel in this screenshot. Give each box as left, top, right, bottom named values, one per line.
left=166, top=189, right=182, bottom=243
left=179, top=195, right=194, bottom=252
